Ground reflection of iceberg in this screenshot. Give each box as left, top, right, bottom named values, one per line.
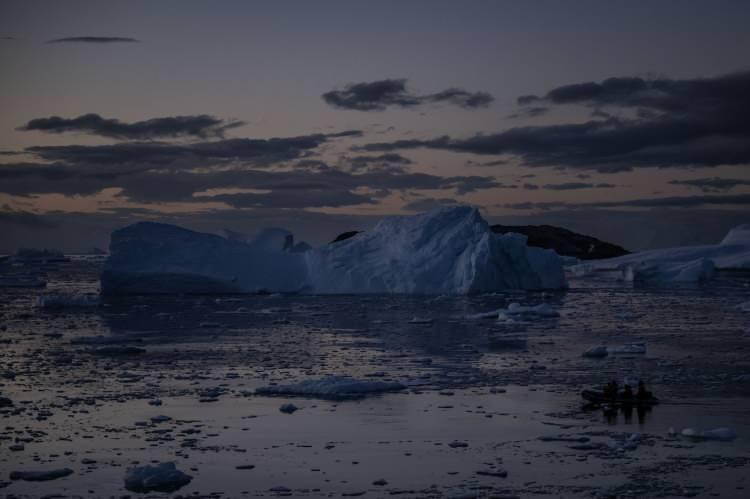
left=102, top=206, right=567, bottom=295
left=572, top=224, right=750, bottom=283
left=255, top=376, right=405, bottom=400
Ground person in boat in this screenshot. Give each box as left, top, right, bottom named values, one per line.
left=621, top=384, right=634, bottom=400
left=603, top=380, right=618, bottom=399
left=637, top=380, right=653, bottom=400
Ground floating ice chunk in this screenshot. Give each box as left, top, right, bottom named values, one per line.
left=607, top=343, right=646, bottom=355
left=35, top=292, right=100, bottom=309
left=279, top=403, right=298, bottom=414
left=502, top=302, right=559, bottom=318
left=464, top=310, right=500, bottom=320
left=736, top=301, right=750, bottom=312
left=583, top=345, right=609, bottom=358
left=680, top=427, right=737, bottom=442
left=10, top=468, right=73, bottom=481
left=256, top=376, right=405, bottom=400
left=124, top=462, right=192, bottom=493
left=408, top=316, right=433, bottom=324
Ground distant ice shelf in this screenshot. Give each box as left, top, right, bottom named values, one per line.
left=572, top=224, right=750, bottom=283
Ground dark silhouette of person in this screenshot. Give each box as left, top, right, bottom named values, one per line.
left=622, top=384, right=634, bottom=400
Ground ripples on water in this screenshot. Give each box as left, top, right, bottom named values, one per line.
left=1, top=258, right=749, bottom=497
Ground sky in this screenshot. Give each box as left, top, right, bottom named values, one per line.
left=1, top=0, right=750, bottom=252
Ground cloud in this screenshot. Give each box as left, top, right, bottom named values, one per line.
left=209, top=189, right=375, bottom=209
left=504, top=193, right=750, bottom=210
left=46, top=36, right=140, bottom=44
left=18, top=114, right=246, bottom=140
left=358, top=70, right=750, bottom=171
left=0, top=157, right=501, bottom=208
left=401, top=197, right=459, bottom=212
left=541, top=182, right=617, bottom=190
left=322, top=79, right=493, bottom=111
left=25, top=131, right=361, bottom=170
left=668, top=177, right=750, bottom=193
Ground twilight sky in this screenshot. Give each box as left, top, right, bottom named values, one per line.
left=2, top=0, right=750, bottom=252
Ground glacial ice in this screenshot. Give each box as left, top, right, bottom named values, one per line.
left=255, top=376, right=406, bottom=400
left=573, top=224, right=750, bottom=282
left=102, top=206, right=568, bottom=295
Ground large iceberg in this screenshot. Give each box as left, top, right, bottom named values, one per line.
left=306, top=207, right=566, bottom=293
left=102, top=206, right=567, bottom=295
left=573, top=224, right=750, bottom=282
left=101, top=222, right=309, bottom=294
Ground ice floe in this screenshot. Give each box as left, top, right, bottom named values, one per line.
left=674, top=427, right=737, bottom=442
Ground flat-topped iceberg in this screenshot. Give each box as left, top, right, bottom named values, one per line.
left=102, top=206, right=567, bottom=295
left=573, top=224, right=750, bottom=283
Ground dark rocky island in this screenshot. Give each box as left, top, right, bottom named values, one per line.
left=330, top=225, right=628, bottom=261
left=490, top=224, right=628, bottom=260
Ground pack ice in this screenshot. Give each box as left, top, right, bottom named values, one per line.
left=573, top=224, right=750, bottom=282
left=101, top=206, right=567, bottom=294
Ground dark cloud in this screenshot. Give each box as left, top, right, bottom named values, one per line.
left=0, top=158, right=501, bottom=208
left=541, top=182, right=617, bottom=190
left=18, top=114, right=246, bottom=140
left=359, top=70, right=750, bottom=172
left=504, top=193, right=750, bottom=210
left=47, top=36, right=140, bottom=44
left=668, top=177, right=750, bottom=193
left=348, top=153, right=413, bottom=166
left=210, top=189, right=375, bottom=209
left=402, top=198, right=459, bottom=212
left=25, top=131, right=361, bottom=170
left=322, top=79, right=493, bottom=111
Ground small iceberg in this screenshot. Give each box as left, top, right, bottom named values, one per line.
left=582, top=345, right=609, bottom=358
left=676, top=427, right=737, bottom=442
left=255, top=376, right=405, bottom=400
left=502, top=302, right=559, bottom=318
left=607, top=343, right=646, bottom=355
left=35, top=292, right=101, bottom=309
left=124, top=462, right=193, bottom=493
left=10, top=468, right=73, bottom=482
